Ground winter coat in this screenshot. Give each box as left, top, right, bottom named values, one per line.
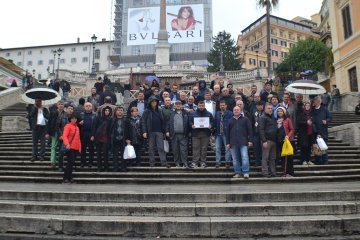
left=311, top=106, right=332, bottom=140
left=214, top=110, right=233, bottom=137
left=167, top=110, right=190, bottom=138
left=259, top=113, right=277, bottom=143
left=124, top=116, right=143, bottom=145
left=226, top=115, right=253, bottom=147
left=62, top=122, right=81, bottom=152
left=297, top=109, right=313, bottom=147
left=141, top=96, right=166, bottom=134
left=190, top=108, right=214, bottom=137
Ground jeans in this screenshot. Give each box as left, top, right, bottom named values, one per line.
left=81, top=137, right=95, bottom=166
left=113, top=141, right=125, bottom=170
left=32, top=125, right=46, bottom=159
left=230, top=145, right=250, bottom=175
left=262, top=140, right=277, bottom=176
left=96, top=142, right=109, bottom=171
left=215, top=135, right=231, bottom=165
left=329, top=97, right=339, bottom=111
left=63, top=149, right=76, bottom=181
left=50, top=132, right=59, bottom=164
left=253, top=134, right=262, bottom=166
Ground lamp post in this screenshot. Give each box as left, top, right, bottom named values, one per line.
left=254, top=43, right=261, bottom=80
left=218, top=32, right=224, bottom=76
left=50, top=49, right=57, bottom=76
left=56, top=48, right=63, bottom=80
left=32, top=69, right=36, bottom=81
left=90, top=34, right=97, bottom=76
left=137, top=49, right=141, bottom=67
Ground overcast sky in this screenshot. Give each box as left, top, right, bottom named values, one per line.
left=0, top=0, right=322, bottom=49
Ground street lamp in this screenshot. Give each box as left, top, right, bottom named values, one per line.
left=90, top=34, right=97, bottom=76
left=32, top=69, right=36, bottom=80
left=218, top=32, right=224, bottom=76
left=254, top=43, right=261, bottom=80
left=50, top=49, right=57, bottom=76
left=56, top=48, right=63, bottom=80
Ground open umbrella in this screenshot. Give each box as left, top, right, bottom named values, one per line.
left=21, top=87, right=61, bottom=106
left=145, top=75, right=158, bottom=82
left=285, top=79, right=326, bottom=95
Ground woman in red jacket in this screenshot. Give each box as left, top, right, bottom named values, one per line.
left=276, top=107, right=295, bottom=177
left=62, top=114, right=81, bottom=183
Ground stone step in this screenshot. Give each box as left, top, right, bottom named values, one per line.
left=0, top=163, right=358, bottom=171
left=0, top=200, right=358, bottom=217
left=0, top=212, right=359, bottom=237
left=0, top=174, right=360, bottom=184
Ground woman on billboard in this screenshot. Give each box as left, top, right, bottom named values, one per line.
left=171, top=6, right=195, bottom=31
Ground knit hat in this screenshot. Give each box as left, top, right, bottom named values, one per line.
left=277, top=106, right=287, bottom=115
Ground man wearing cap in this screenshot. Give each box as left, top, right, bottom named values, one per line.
left=167, top=100, right=190, bottom=168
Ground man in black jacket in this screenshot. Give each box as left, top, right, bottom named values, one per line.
left=47, top=100, right=65, bottom=166
left=29, top=97, right=50, bottom=161
left=259, top=103, right=277, bottom=177
left=141, top=96, right=169, bottom=167
left=79, top=102, right=97, bottom=168
left=110, top=106, right=126, bottom=171
left=167, top=100, right=190, bottom=168
left=99, top=85, right=116, bottom=106
left=190, top=101, right=214, bottom=168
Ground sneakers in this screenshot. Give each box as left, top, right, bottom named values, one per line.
left=190, top=162, right=198, bottom=168
left=243, top=173, right=249, bottom=179
left=200, top=162, right=207, bottom=168
left=233, top=174, right=241, bottom=178
left=308, top=161, right=314, bottom=165
left=302, top=161, right=308, bottom=166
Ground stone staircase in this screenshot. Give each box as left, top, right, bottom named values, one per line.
left=0, top=103, right=360, bottom=238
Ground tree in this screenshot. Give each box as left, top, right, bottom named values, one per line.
left=275, top=38, right=333, bottom=75
left=207, top=31, right=242, bottom=72
left=256, top=0, right=279, bottom=77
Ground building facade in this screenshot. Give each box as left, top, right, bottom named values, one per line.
left=112, top=0, right=213, bottom=68
left=238, top=14, right=319, bottom=71
left=0, top=40, right=113, bottom=80
left=328, top=0, right=360, bottom=94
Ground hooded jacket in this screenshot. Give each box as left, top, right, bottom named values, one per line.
left=198, top=80, right=209, bottom=97
left=141, top=96, right=166, bottom=134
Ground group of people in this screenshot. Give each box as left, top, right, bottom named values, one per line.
left=28, top=77, right=332, bottom=183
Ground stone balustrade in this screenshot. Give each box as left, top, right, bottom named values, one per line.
left=0, top=87, right=24, bottom=110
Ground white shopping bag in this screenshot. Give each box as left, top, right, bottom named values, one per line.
left=316, top=137, right=328, bottom=151
left=123, top=144, right=136, bottom=159
left=163, top=140, right=169, bottom=153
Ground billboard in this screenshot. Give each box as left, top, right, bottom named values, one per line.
left=127, top=4, right=204, bottom=46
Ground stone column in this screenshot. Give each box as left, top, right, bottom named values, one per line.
left=155, top=0, right=170, bottom=65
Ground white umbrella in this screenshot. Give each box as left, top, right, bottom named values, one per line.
left=21, top=87, right=61, bottom=106
left=285, top=80, right=326, bottom=95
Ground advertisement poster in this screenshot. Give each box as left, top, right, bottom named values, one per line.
left=127, top=4, right=204, bottom=45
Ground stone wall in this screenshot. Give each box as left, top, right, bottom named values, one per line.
left=340, top=92, right=360, bottom=111
left=1, top=116, right=28, bottom=132
left=329, top=123, right=360, bottom=146
left=0, top=87, right=23, bottom=110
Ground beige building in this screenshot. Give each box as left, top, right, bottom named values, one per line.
left=328, top=0, right=360, bottom=94
left=238, top=14, right=319, bottom=73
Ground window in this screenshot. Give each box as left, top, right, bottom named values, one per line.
left=38, top=74, right=41, bottom=79
left=28, top=50, right=32, bottom=55
left=17, top=52, right=22, bottom=56
left=271, top=38, right=278, bottom=45
left=342, top=5, right=353, bottom=39
left=249, top=58, right=256, bottom=65
left=349, top=67, right=358, bottom=92
left=71, top=47, right=76, bottom=52
left=82, top=57, right=88, bottom=63
left=297, top=34, right=302, bottom=41
left=95, top=49, right=100, bottom=59
left=60, top=59, right=65, bottom=64
left=38, top=60, right=43, bottom=65
left=290, top=43, right=295, bottom=48
left=273, top=62, right=279, bottom=69
left=17, top=62, right=22, bottom=66
left=71, top=58, right=77, bottom=64
left=281, top=41, right=287, bottom=47
left=271, top=28, right=277, bottom=36
left=259, top=60, right=266, bottom=67
left=27, top=61, right=32, bottom=66
left=271, top=50, right=278, bottom=57
left=94, top=63, right=100, bottom=72
left=49, top=59, right=54, bottom=64
left=5, top=53, right=10, bottom=57
left=83, top=46, right=88, bottom=51
left=281, top=52, right=288, bottom=58
left=288, top=33, right=294, bottom=40
left=280, top=30, right=284, bottom=38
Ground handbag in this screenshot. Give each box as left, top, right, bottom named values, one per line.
left=312, top=143, right=324, bottom=156
left=60, top=129, right=77, bottom=155
left=281, top=138, right=294, bottom=157
left=163, top=140, right=169, bottom=153
left=123, top=144, right=136, bottom=159
left=316, top=137, right=328, bottom=151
